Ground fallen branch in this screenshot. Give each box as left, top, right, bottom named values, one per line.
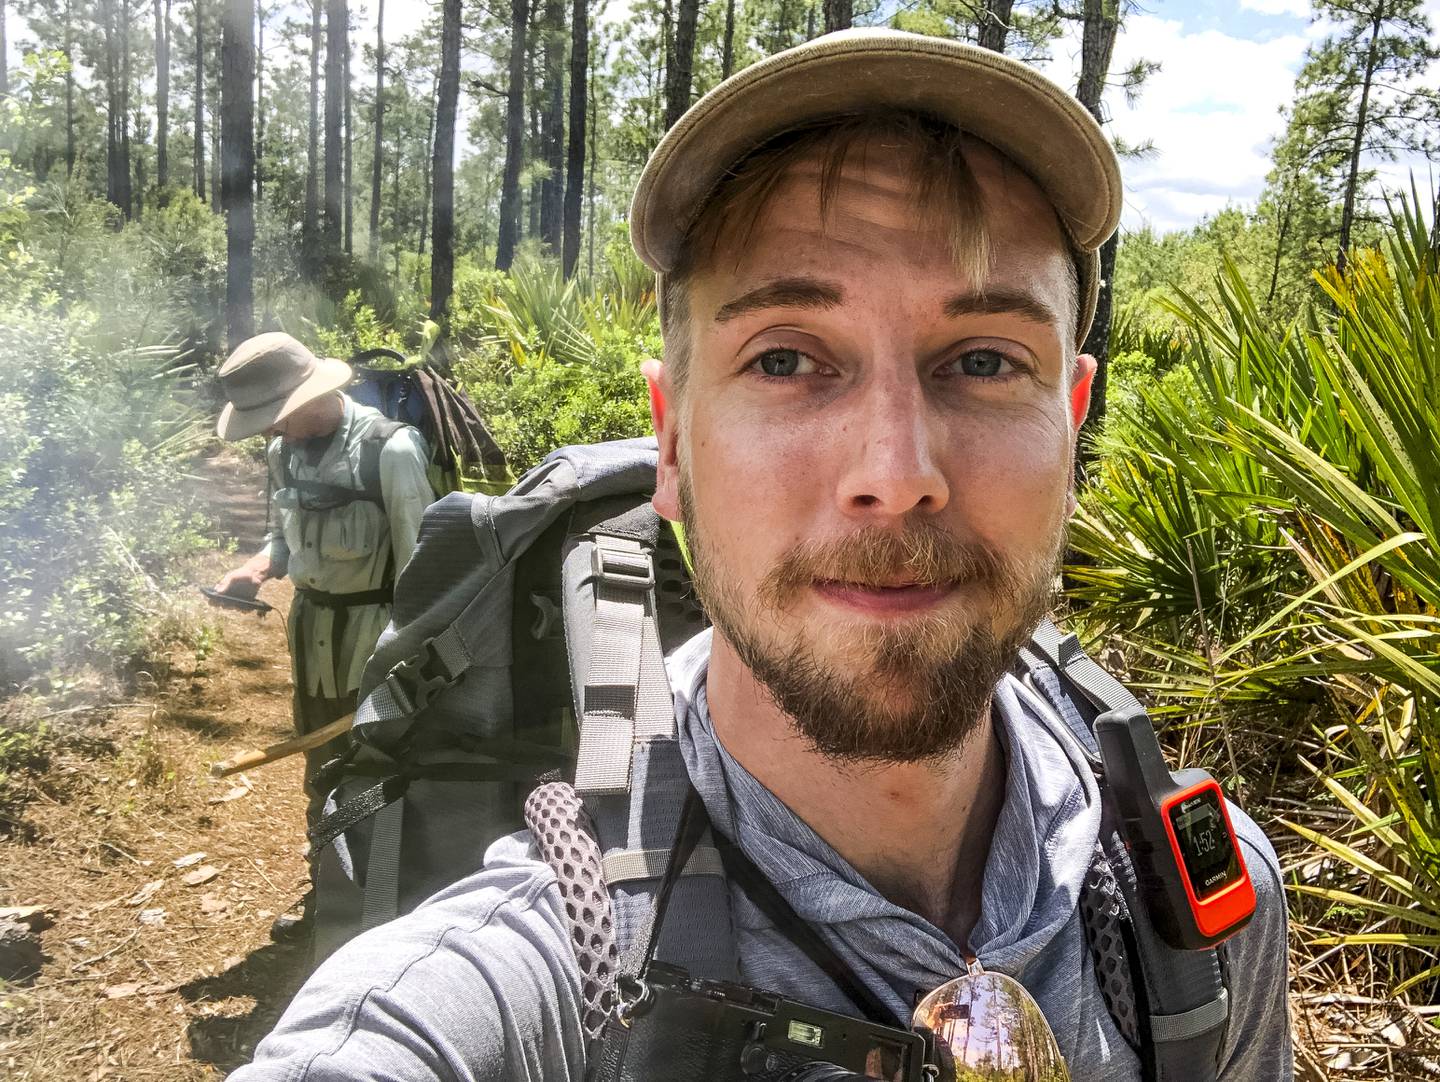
left=209, top=714, right=355, bottom=778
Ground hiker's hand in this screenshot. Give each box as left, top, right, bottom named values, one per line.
left=214, top=557, right=271, bottom=598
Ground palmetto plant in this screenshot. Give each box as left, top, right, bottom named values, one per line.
left=1071, top=188, right=1440, bottom=999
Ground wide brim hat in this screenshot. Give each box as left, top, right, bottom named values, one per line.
left=629, top=28, right=1123, bottom=348
left=215, top=332, right=352, bottom=441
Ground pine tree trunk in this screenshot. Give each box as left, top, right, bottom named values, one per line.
left=323, top=0, right=345, bottom=262
left=430, top=0, right=460, bottom=323
left=255, top=0, right=264, bottom=202
left=194, top=0, right=206, bottom=201
left=976, top=0, right=1012, bottom=51
left=562, top=0, right=587, bottom=276
left=822, top=0, right=849, bottom=33
left=368, top=0, right=384, bottom=261
left=417, top=71, right=436, bottom=268
left=538, top=0, right=565, bottom=252
left=1076, top=0, right=1119, bottom=445
left=64, top=0, right=76, bottom=175
left=1337, top=11, right=1381, bottom=277
left=304, top=0, right=320, bottom=268
left=586, top=47, right=596, bottom=277
left=155, top=0, right=170, bottom=186
left=527, top=17, right=541, bottom=242
left=221, top=0, right=255, bottom=344
left=343, top=8, right=353, bottom=255
left=664, top=0, right=698, bottom=129
left=119, top=0, right=133, bottom=216
left=0, top=0, right=8, bottom=98
left=721, top=0, right=734, bottom=78
left=496, top=0, right=529, bottom=271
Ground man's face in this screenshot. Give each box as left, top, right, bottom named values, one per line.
left=650, top=139, right=1093, bottom=764
left=264, top=394, right=338, bottom=443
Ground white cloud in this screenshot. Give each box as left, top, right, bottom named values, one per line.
left=1238, top=0, right=1310, bottom=17
left=1044, top=14, right=1312, bottom=233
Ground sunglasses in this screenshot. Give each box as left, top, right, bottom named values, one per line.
left=908, top=957, right=1069, bottom=1082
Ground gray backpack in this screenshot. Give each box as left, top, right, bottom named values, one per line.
left=309, top=438, right=1232, bottom=1082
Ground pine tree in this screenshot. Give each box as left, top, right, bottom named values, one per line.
left=193, top=0, right=205, bottom=200
left=496, top=0, right=528, bottom=270
left=431, top=0, right=460, bottom=323
left=562, top=0, right=587, bottom=276
left=220, top=0, right=254, bottom=343
left=1295, top=0, right=1440, bottom=273
left=368, top=0, right=385, bottom=261
left=155, top=0, right=170, bottom=185
left=323, top=0, right=345, bottom=261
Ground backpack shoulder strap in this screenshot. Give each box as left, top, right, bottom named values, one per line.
left=356, top=417, right=408, bottom=505
left=1018, top=620, right=1231, bottom=1082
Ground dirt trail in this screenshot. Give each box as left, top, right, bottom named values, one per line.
left=0, top=451, right=314, bottom=1080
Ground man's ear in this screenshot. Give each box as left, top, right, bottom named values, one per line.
left=1070, top=354, right=1096, bottom=432
left=642, top=359, right=681, bottom=522
left=1065, top=354, right=1097, bottom=516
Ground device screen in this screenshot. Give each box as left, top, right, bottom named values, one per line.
left=1169, top=788, right=1239, bottom=899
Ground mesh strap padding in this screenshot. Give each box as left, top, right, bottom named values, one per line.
left=525, top=781, right=620, bottom=1042
left=1079, top=842, right=1143, bottom=1050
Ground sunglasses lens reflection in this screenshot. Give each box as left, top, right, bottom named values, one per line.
left=912, top=972, right=1070, bottom=1082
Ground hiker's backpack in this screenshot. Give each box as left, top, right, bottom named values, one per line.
left=309, top=438, right=1234, bottom=1082
left=345, top=347, right=510, bottom=495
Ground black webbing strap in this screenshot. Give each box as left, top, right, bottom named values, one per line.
left=308, top=775, right=410, bottom=851
left=621, top=786, right=711, bottom=983
left=297, top=584, right=395, bottom=609
left=626, top=786, right=899, bottom=1030
left=715, top=839, right=902, bottom=1029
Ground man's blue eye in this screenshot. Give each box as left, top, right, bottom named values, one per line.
left=757, top=349, right=803, bottom=377
left=960, top=349, right=1008, bottom=377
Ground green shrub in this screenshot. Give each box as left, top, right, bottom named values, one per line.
left=0, top=296, right=214, bottom=690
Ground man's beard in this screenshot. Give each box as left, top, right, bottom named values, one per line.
left=680, top=472, right=1063, bottom=765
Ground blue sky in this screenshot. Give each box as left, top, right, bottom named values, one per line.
left=1039, top=0, right=1440, bottom=234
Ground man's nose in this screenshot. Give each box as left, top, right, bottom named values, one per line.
left=835, top=372, right=950, bottom=518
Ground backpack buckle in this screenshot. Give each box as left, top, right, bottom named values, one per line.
left=592, top=540, right=655, bottom=591
left=383, top=635, right=458, bottom=716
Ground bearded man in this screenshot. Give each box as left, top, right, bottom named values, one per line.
left=235, top=29, right=1290, bottom=1081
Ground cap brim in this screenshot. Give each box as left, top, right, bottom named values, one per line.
left=216, top=357, right=353, bottom=441
left=632, top=29, right=1121, bottom=347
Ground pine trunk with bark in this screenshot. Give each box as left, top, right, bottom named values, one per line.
left=343, top=9, right=352, bottom=255
left=194, top=0, right=206, bottom=201
left=1075, top=0, right=1119, bottom=443
left=1, top=0, right=8, bottom=98
left=664, top=0, right=698, bottom=129
left=255, top=0, right=264, bottom=201
left=562, top=0, right=587, bottom=276
left=430, top=0, right=461, bottom=323
left=323, top=0, right=345, bottom=262
left=155, top=0, right=169, bottom=184
left=368, top=0, right=384, bottom=261
left=304, top=0, right=320, bottom=268
left=538, top=0, right=566, bottom=252
left=64, top=0, right=76, bottom=175
left=822, top=0, right=849, bottom=33
left=721, top=0, right=734, bottom=78
left=1337, top=11, right=1382, bottom=277
left=977, top=0, right=1013, bottom=51
left=220, top=0, right=255, bottom=344
left=496, top=0, right=529, bottom=271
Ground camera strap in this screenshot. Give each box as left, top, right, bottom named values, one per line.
left=634, top=784, right=901, bottom=1030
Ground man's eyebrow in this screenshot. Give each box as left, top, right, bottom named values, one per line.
left=713, top=278, right=844, bottom=323
left=944, top=289, right=1060, bottom=327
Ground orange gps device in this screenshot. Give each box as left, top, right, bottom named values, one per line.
left=1095, top=707, right=1256, bottom=951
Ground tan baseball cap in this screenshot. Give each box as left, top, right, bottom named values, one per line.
left=630, top=28, right=1122, bottom=347
left=215, top=332, right=352, bottom=441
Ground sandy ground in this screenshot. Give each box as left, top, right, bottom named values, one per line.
left=0, top=451, right=314, bottom=1080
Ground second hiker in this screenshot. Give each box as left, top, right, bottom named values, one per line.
left=212, top=332, right=433, bottom=934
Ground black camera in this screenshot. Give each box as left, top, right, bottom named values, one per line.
left=587, top=961, right=932, bottom=1082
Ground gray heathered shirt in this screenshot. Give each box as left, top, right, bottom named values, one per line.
left=235, top=629, right=1292, bottom=1081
